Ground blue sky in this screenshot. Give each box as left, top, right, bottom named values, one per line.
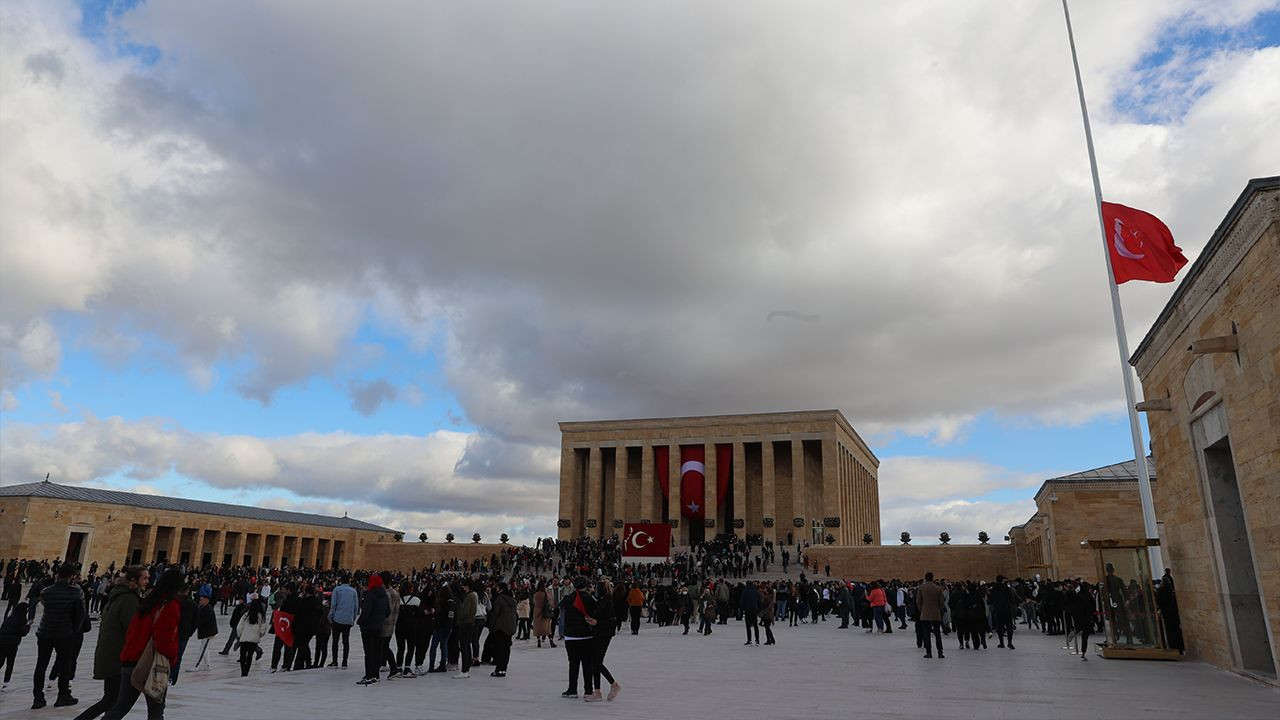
left=2, top=0, right=1276, bottom=543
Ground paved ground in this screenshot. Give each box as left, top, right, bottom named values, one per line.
left=2, top=612, right=1276, bottom=719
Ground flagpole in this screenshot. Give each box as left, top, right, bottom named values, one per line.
left=1061, top=0, right=1163, bottom=574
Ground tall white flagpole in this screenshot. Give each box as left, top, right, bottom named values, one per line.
left=1061, top=0, right=1163, bottom=574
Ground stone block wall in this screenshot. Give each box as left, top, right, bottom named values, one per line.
left=802, top=543, right=1017, bottom=581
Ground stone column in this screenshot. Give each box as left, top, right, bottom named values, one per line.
left=791, top=439, right=806, bottom=535
left=667, top=443, right=681, bottom=542
left=143, top=524, right=159, bottom=563
left=640, top=442, right=655, bottom=522
left=586, top=445, right=602, bottom=539
left=821, top=437, right=839, bottom=543
left=613, top=446, right=628, bottom=532
left=212, top=531, right=226, bottom=566
left=558, top=445, right=579, bottom=539
left=761, top=440, right=776, bottom=543
left=703, top=441, right=717, bottom=534
left=732, top=441, right=747, bottom=539
left=165, top=527, right=181, bottom=564
left=192, top=529, right=206, bottom=568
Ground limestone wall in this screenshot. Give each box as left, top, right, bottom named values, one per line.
left=361, top=541, right=513, bottom=573
left=802, top=543, right=1017, bottom=581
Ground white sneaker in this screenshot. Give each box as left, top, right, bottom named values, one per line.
left=452, top=672, right=470, bottom=679
left=413, top=665, right=423, bottom=676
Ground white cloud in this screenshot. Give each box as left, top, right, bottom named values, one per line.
left=1, top=1, right=1276, bottom=537
left=1, top=390, right=18, bottom=412
left=876, top=456, right=1045, bottom=544
left=48, top=389, right=67, bottom=414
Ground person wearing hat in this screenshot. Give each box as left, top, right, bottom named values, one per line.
left=187, top=587, right=219, bottom=672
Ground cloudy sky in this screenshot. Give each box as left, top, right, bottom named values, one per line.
left=2, top=0, right=1277, bottom=545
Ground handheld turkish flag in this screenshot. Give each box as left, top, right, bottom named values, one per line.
left=623, top=522, right=671, bottom=563
left=1101, top=202, right=1188, bottom=284
left=272, top=610, right=295, bottom=647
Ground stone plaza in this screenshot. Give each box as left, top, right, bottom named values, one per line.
left=1, top=593, right=1276, bottom=719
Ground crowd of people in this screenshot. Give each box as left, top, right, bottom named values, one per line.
left=2, top=537, right=1184, bottom=716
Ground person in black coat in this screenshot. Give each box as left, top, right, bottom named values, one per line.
left=188, top=591, right=219, bottom=671
left=588, top=579, right=619, bottom=701
left=561, top=576, right=597, bottom=699
left=739, top=582, right=762, bottom=645
left=356, top=575, right=390, bottom=685
left=32, top=564, right=84, bottom=708
left=1, top=602, right=31, bottom=692
left=169, top=589, right=198, bottom=685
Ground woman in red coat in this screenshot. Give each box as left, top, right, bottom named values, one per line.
left=102, top=569, right=185, bottom=720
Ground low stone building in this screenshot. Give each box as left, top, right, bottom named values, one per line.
left=1008, top=458, right=1154, bottom=581
left=1130, top=176, right=1278, bottom=680
left=0, top=480, right=396, bottom=570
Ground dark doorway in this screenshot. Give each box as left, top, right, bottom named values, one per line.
left=65, top=531, right=88, bottom=565
left=1204, top=437, right=1275, bottom=676
left=130, top=549, right=142, bottom=565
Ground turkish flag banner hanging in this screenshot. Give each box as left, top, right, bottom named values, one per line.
left=679, top=445, right=705, bottom=519
left=1101, top=202, right=1188, bottom=284
left=272, top=610, right=295, bottom=647
left=622, top=522, right=671, bottom=563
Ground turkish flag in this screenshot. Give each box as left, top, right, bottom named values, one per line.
left=272, top=610, right=295, bottom=647
left=680, top=445, right=705, bottom=519
left=1101, top=202, right=1188, bottom=284
left=623, top=522, right=671, bottom=562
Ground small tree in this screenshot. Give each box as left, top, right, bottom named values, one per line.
left=899, top=531, right=911, bottom=545
left=418, top=532, right=427, bottom=543
left=500, top=533, right=510, bottom=544
left=472, top=532, right=482, bottom=544
left=392, top=531, right=405, bottom=542
left=978, top=531, right=990, bottom=545
left=939, top=532, right=951, bottom=545
left=862, top=533, right=873, bottom=545
left=445, top=532, right=455, bottom=543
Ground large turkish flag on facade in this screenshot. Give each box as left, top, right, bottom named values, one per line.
left=680, top=445, right=706, bottom=519
left=1101, top=202, right=1187, bottom=284
left=622, top=522, right=671, bottom=563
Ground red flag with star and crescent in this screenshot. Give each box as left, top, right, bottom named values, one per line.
left=272, top=610, right=295, bottom=647
left=1101, top=202, right=1188, bottom=284
left=622, top=523, right=671, bottom=563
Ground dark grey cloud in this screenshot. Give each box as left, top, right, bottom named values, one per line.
left=348, top=378, right=396, bottom=416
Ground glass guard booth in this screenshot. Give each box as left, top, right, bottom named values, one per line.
left=1082, top=539, right=1181, bottom=660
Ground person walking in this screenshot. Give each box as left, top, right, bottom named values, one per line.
left=990, top=576, right=1018, bottom=650
left=588, top=579, right=621, bottom=702
left=355, top=574, right=389, bottom=686
left=186, top=591, right=218, bottom=672
left=868, top=582, right=889, bottom=633
left=0, top=601, right=31, bottom=694
left=74, top=566, right=148, bottom=720
left=327, top=577, right=357, bottom=669
left=515, top=592, right=531, bottom=641
left=759, top=585, right=777, bottom=645
left=100, top=568, right=184, bottom=720
left=32, top=563, right=85, bottom=709
left=917, top=573, right=945, bottom=659
left=532, top=582, right=555, bottom=648
left=233, top=596, right=269, bottom=677
left=626, top=584, right=645, bottom=635
left=218, top=599, right=245, bottom=657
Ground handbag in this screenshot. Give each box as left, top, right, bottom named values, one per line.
left=130, top=607, right=171, bottom=704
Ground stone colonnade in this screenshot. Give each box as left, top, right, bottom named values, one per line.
left=557, top=410, right=880, bottom=545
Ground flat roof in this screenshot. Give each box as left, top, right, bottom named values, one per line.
left=0, top=481, right=396, bottom=533
left=559, top=409, right=878, bottom=465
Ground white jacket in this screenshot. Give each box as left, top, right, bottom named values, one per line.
left=235, top=612, right=271, bottom=645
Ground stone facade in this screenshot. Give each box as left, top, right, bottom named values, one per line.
left=1008, top=459, right=1154, bottom=581
left=1131, top=176, right=1279, bottom=680
left=557, top=410, right=879, bottom=545
left=0, top=483, right=394, bottom=570
left=803, top=544, right=1016, bottom=581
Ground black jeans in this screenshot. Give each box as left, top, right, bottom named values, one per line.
left=238, top=642, right=258, bottom=676
left=359, top=627, right=382, bottom=680
left=745, top=612, right=759, bottom=643
left=564, top=638, right=594, bottom=694
left=101, top=665, right=164, bottom=720
left=33, top=635, right=74, bottom=700
left=591, top=635, right=614, bottom=689
left=458, top=624, right=474, bottom=672
left=1, top=642, right=15, bottom=683
left=922, top=620, right=944, bottom=656
left=330, top=623, right=351, bottom=665
left=629, top=606, right=642, bottom=634
left=72, top=673, right=120, bottom=720
left=220, top=626, right=239, bottom=654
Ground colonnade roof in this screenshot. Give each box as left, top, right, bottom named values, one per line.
left=0, top=480, right=395, bottom=533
